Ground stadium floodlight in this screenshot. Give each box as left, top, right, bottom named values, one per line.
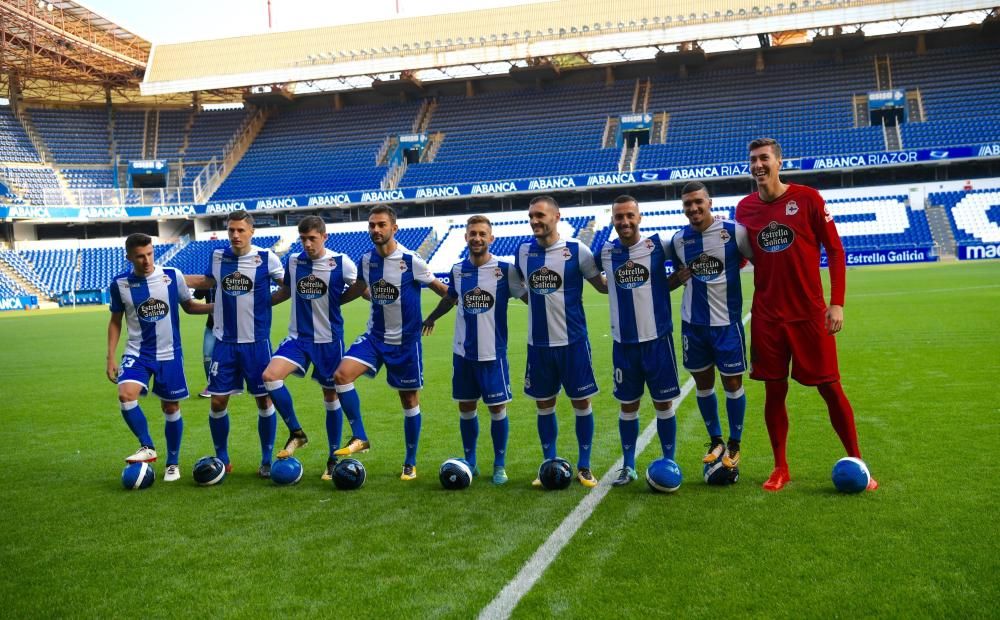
left=456, top=37, right=464, bottom=44
left=652, top=16, right=659, bottom=23
left=641, top=18, right=648, bottom=25
left=665, top=16, right=672, bottom=22
left=446, top=38, right=453, bottom=45
left=582, top=25, right=589, bottom=32
left=558, top=28, right=566, bottom=36
left=425, top=41, right=432, bottom=47
left=629, top=20, right=637, bottom=27
left=790, top=2, right=797, bottom=9
left=569, top=27, right=576, bottom=33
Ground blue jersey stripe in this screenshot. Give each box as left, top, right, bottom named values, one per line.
left=610, top=247, right=638, bottom=343
left=724, top=221, right=744, bottom=320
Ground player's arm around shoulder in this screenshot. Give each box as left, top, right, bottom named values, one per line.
left=341, top=278, right=369, bottom=304
left=578, top=242, right=608, bottom=294
left=270, top=285, right=291, bottom=306
left=427, top=278, right=450, bottom=298
left=181, top=298, right=213, bottom=315
left=735, top=223, right=755, bottom=264
left=422, top=295, right=458, bottom=335
left=184, top=274, right=215, bottom=290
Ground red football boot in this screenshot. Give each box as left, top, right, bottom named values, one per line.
left=866, top=476, right=879, bottom=491
left=762, top=467, right=790, bottom=491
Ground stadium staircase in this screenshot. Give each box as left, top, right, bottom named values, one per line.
left=193, top=106, right=272, bottom=203
left=602, top=116, right=619, bottom=148
left=575, top=219, right=597, bottom=248
left=144, top=110, right=160, bottom=159
left=924, top=203, right=957, bottom=259
left=379, top=99, right=439, bottom=189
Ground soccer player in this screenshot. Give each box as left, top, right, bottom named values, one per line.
left=516, top=195, right=608, bottom=488
left=670, top=182, right=753, bottom=473
left=421, top=215, right=526, bottom=485
left=331, top=205, right=450, bottom=481
left=263, top=216, right=363, bottom=480
left=736, top=137, right=877, bottom=492
left=184, top=210, right=288, bottom=478
left=598, top=195, right=685, bottom=486
left=106, top=233, right=212, bottom=482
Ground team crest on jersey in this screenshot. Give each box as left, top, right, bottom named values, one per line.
left=137, top=298, right=169, bottom=322
left=494, top=267, right=504, bottom=279
left=561, top=247, right=572, bottom=261
left=328, top=257, right=338, bottom=269
left=253, top=255, right=263, bottom=266
left=614, top=260, right=650, bottom=289
left=161, top=274, right=173, bottom=286
left=221, top=271, right=254, bottom=296
left=463, top=287, right=495, bottom=314
left=824, top=206, right=834, bottom=222
left=757, top=221, right=795, bottom=253
left=296, top=274, right=328, bottom=299
left=644, top=238, right=654, bottom=250
left=691, top=253, right=724, bottom=281
left=399, top=260, right=408, bottom=272
left=528, top=266, right=562, bottom=295
left=719, top=229, right=731, bottom=244
left=370, top=278, right=400, bottom=305
left=785, top=201, right=799, bottom=216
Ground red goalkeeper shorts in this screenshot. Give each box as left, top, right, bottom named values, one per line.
left=749, top=313, right=840, bottom=385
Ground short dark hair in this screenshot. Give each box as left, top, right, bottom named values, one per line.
left=748, top=137, right=782, bottom=159
left=227, top=209, right=254, bottom=227
left=125, top=233, right=152, bottom=254
left=529, top=195, right=559, bottom=211
left=467, top=214, right=492, bottom=227
left=297, top=215, right=326, bottom=234
left=680, top=181, right=708, bottom=196
left=612, top=194, right=638, bottom=206
left=369, top=204, right=397, bottom=225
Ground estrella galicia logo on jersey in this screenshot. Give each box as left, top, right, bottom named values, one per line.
left=691, top=253, right=724, bottom=281
left=463, top=287, right=495, bottom=314
left=137, top=298, right=169, bottom=322
left=222, top=272, right=254, bottom=296
left=614, top=260, right=650, bottom=289
left=757, top=221, right=795, bottom=253
left=296, top=274, right=327, bottom=299
left=528, top=267, right=562, bottom=295
left=370, top=279, right=400, bottom=305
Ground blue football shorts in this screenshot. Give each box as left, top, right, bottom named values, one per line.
left=118, top=354, right=189, bottom=401
left=452, top=354, right=513, bottom=405
left=524, top=340, right=599, bottom=401
left=207, top=339, right=272, bottom=397
left=681, top=321, right=747, bottom=376
left=344, top=333, right=423, bottom=391
left=612, top=334, right=681, bottom=403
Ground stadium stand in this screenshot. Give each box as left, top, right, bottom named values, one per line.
left=163, top=236, right=280, bottom=278
left=283, top=227, right=433, bottom=265
left=29, top=108, right=112, bottom=165
left=929, top=188, right=1000, bottom=245
left=0, top=108, right=42, bottom=163
left=212, top=101, right=421, bottom=200
left=0, top=166, right=61, bottom=205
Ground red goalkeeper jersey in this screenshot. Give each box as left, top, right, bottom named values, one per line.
left=736, top=183, right=846, bottom=322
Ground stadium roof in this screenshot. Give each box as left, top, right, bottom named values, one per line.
left=142, top=0, right=998, bottom=96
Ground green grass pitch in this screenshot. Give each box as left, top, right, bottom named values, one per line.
left=1, top=260, right=997, bottom=617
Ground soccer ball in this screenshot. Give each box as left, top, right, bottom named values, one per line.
left=538, top=457, right=573, bottom=490
left=192, top=456, right=227, bottom=486
left=121, top=462, right=155, bottom=490
left=439, top=458, right=473, bottom=490
left=832, top=457, right=870, bottom=493
left=332, top=458, right=366, bottom=490
left=271, top=457, right=304, bottom=485
left=703, top=461, right=740, bottom=486
left=645, top=458, right=682, bottom=493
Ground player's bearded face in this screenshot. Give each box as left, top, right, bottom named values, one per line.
left=466, top=225, right=492, bottom=256
left=682, top=191, right=711, bottom=228
left=612, top=202, right=641, bottom=242
left=369, top=215, right=396, bottom=246
left=529, top=204, right=558, bottom=240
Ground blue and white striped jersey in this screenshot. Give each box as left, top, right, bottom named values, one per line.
left=359, top=244, right=435, bottom=346
left=447, top=257, right=524, bottom=361
left=207, top=245, right=284, bottom=344
left=670, top=219, right=753, bottom=326
left=109, top=266, right=192, bottom=361
left=284, top=249, right=357, bottom=344
left=598, top=233, right=674, bottom=344
left=515, top=238, right=599, bottom=347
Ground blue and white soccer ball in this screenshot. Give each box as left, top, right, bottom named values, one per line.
left=704, top=460, right=740, bottom=486
left=192, top=456, right=227, bottom=486
left=271, top=457, right=304, bottom=486
left=439, top=458, right=473, bottom=490
left=645, top=458, right=682, bottom=493
left=538, top=457, right=573, bottom=490
left=332, top=458, right=367, bottom=490
left=832, top=457, right=870, bottom=493
left=121, top=462, right=155, bottom=490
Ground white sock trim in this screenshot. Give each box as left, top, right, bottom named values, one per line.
left=263, top=380, right=283, bottom=392
left=121, top=400, right=139, bottom=411
left=325, top=400, right=341, bottom=411
left=164, top=411, right=181, bottom=422
left=655, top=408, right=676, bottom=420
left=537, top=406, right=556, bottom=416
left=335, top=383, right=355, bottom=393
left=696, top=388, right=715, bottom=398
left=618, top=409, right=639, bottom=421
left=209, top=409, right=228, bottom=419
left=258, top=405, right=275, bottom=417
left=403, top=406, right=421, bottom=417
left=459, top=410, right=478, bottom=420
left=490, top=408, right=507, bottom=421
left=726, top=387, right=746, bottom=399
left=573, top=407, right=592, bottom=417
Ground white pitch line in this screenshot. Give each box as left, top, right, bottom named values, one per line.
left=479, top=312, right=751, bottom=620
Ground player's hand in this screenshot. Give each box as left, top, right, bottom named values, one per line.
left=825, top=304, right=844, bottom=335
left=106, top=359, right=119, bottom=384
left=421, top=319, right=435, bottom=336
left=674, top=267, right=692, bottom=283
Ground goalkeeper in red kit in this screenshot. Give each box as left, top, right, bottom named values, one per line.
left=735, top=137, right=877, bottom=492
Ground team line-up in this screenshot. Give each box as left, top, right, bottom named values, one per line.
left=108, top=138, right=877, bottom=492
